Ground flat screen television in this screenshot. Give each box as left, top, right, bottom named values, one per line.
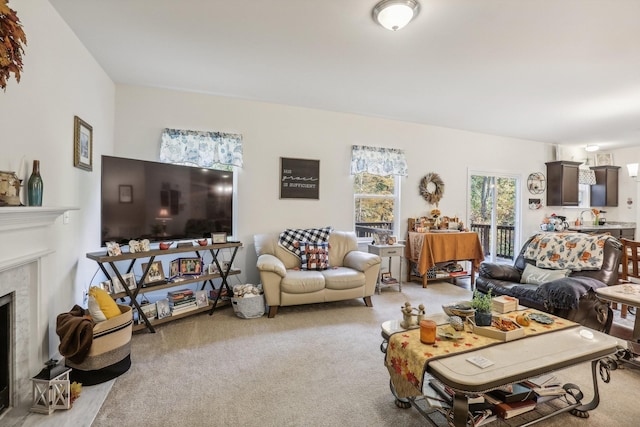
left=101, top=155, right=233, bottom=246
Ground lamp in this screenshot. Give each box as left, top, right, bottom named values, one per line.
left=585, top=145, right=600, bottom=152
left=372, top=0, right=420, bottom=31
left=627, top=163, right=639, bottom=179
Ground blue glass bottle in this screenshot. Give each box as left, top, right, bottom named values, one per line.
left=28, top=160, right=43, bottom=206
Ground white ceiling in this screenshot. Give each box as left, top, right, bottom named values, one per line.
left=49, top=0, right=640, bottom=150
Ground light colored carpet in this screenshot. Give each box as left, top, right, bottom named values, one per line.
left=86, top=279, right=639, bottom=427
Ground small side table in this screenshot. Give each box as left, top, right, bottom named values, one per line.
left=368, top=244, right=404, bottom=294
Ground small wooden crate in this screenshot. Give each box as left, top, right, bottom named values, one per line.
left=492, top=296, right=519, bottom=313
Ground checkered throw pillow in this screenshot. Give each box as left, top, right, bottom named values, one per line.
left=299, top=241, right=330, bottom=270
left=278, top=227, right=333, bottom=257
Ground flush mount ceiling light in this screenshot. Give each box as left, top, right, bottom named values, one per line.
left=584, top=144, right=600, bottom=152
left=372, top=0, right=420, bottom=31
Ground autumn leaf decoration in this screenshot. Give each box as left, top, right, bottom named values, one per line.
left=0, top=0, right=27, bottom=91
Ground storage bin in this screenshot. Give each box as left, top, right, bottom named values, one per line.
left=231, top=294, right=265, bottom=319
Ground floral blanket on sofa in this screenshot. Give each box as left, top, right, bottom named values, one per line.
left=524, top=233, right=611, bottom=271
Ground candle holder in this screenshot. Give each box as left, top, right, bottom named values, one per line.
left=30, top=359, right=72, bottom=414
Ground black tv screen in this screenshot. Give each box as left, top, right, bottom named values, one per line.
left=101, top=155, right=233, bottom=246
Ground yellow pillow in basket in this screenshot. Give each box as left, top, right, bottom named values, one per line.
left=88, top=286, right=121, bottom=319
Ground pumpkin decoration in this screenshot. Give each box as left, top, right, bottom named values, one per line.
left=419, top=172, right=445, bottom=206
left=0, top=0, right=27, bottom=90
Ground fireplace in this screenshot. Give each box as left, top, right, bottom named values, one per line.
left=0, top=293, right=10, bottom=416
left=0, top=207, right=68, bottom=420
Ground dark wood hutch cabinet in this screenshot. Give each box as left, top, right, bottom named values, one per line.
left=545, top=161, right=581, bottom=206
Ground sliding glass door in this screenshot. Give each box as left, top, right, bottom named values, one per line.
left=469, top=172, right=520, bottom=263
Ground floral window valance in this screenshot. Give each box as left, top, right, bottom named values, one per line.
left=160, top=128, right=243, bottom=168
left=349, top=145, right=408, bottom=176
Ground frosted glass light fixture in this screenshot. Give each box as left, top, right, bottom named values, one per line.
left=373, top=0, right=420, bottom=31
left=585, top=145, right=600, bottom=152
left=627, top=163, right=639, bottom=179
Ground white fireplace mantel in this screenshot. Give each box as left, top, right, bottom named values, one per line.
left=0, top=206, right=78, bottom=232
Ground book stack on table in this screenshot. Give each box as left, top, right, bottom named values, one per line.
left=168, top=288, right=198, bottom=315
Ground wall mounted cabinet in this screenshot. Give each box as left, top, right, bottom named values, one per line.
left=590, top=166, right=620, bottom=207
left=545, top=161, right=581, bottom=206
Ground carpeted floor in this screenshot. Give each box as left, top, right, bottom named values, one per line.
left=84, top=278, right=640, bottom=427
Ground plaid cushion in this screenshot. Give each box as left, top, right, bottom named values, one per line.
left=278, top=227, right=332, bottom=257
left=299, top=241, right=330, bottom=271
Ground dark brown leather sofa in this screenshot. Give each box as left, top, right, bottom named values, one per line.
left=476, top=234, right=622, bottom=332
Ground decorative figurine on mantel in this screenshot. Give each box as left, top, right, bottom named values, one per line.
left=400, top=301, right=426, bottom=329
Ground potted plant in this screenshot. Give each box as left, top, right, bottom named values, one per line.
left=470, top=289, right=493, bottom=326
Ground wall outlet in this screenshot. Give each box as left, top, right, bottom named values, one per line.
left=63, top=211, right=70, bottom=224
left=82, top=289, right=88, bottom=305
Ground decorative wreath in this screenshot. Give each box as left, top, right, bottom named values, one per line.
left=419, top=172, right=445, bottom=206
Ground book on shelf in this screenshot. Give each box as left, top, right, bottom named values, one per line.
left=171, top=302, right=198, bottom=315
left=494, top=399, right=537, bottom=419
left=523, top=373, right=561, bottom=389
left=382, top=277, right=398, bottom=284
left=473, top=409, right=497, bottom=427
left=487, top=382, right=535, bottom=403
left=169, top=296, right=197, bottom=306
left=448, top=271, right=468, bottom=277
left=428, top=380, right=453, bottom=405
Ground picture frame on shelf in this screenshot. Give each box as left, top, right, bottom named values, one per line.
left=99, top=280, right=113, bottom=294
left=211, top=232, right=227, bottom=244
left=207, top=263, right=219, bottom=275
left=169, top=259, right=180, bottom=280
left=156, top=299, right=171, bottom=319
left=177, top=242, right=193, bottom=248
left=594, top=152, right=614, bottom=166
left=73, top=115, right=93, bottom=171
left=111, top=274, right=126, bottom=294
left=106, top=241, right=121, bottom=256
left=387, top=235, right=397, bottom=245
left=139, top=303, right=157, bottom=323
left=373, top=231, right=391, bottom=245
left=112, top=272, right=136, bottom=293
left=178, top=257, right=202, bottom=276
left=195, top=290, right=208, bottom=308
left=141, top=261, right=165, bottom=285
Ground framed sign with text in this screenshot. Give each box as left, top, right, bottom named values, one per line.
left=280, top=157, right=320, bottom=200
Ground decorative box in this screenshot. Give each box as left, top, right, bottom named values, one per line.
left=492, top=296, right=519, bottom=313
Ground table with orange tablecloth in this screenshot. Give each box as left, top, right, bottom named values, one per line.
left=406, top=231, right=484, bottom=288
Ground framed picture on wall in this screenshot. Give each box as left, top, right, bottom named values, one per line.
left=73, top=116, right=93, bottom=171
left=279, top=157, right=320, bottom=200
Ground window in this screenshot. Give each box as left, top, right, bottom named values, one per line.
left=354, top=172, right=400, bottom=240
left=350, top=145, right=407, bottom=241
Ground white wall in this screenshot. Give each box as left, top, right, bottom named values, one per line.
left=114, top=85, right=552, bottom=284
left=0, top=0, right=115, bottom=358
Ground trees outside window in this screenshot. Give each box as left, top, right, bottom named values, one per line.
left=354, top=172, right=399, bottom=239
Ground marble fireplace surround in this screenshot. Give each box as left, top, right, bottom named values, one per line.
left=0, top=207, right=71, bottom=416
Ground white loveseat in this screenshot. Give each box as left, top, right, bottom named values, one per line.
left=254, top=230, right=381, bottom=317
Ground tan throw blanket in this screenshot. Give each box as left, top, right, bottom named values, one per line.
left=524, top=233, right=609, bottom=271
left=56, top=304, right=95, bottom=364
